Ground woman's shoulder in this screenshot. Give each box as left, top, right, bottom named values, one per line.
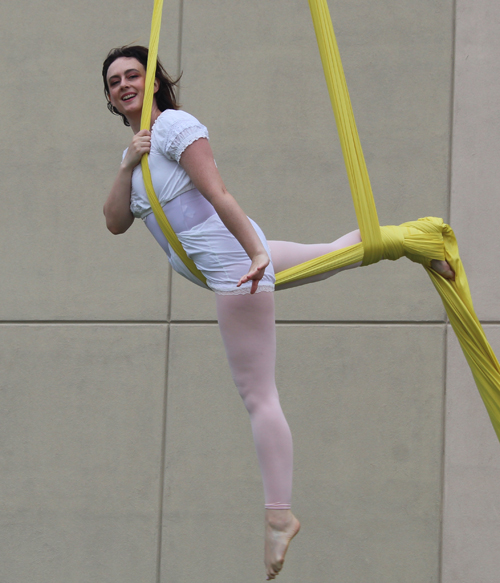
left=153, top=109, right=204, bottom=133
left=152, top=109, right=209, bottom=161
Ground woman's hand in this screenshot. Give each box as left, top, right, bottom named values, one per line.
left=179, top=139, right=271, bottom=292
left=122, top=130, right=152, bottom=170
left=103, top=132, right=151, bottom=234
left=237, top=252, right=270, bottom=294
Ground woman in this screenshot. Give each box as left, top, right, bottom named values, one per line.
left=102, top=46, right=454, bottom=580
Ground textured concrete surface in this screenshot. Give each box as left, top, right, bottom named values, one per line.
left=1, top=0, right=498, bottom=581
left=161, top=324, right=445, bottom=583
left=440, top=1, right=500, bottom=581
left=0, top=325, right=168, bottom=583
left=0, top=0, right=181, bottom=320
left=450, top=0, right=500, bottom=320
left=442, top=327, right=500, bottom=583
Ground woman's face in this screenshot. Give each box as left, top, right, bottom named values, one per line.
left=106, top=57, right=147, bottom=119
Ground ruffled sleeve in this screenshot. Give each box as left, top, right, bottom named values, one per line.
left=153, top=110, right=209, bottom=163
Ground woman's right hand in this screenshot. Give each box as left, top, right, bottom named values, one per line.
left=104, top=130, right=151, bottom=234
left=237, top=252, right=270, bottom=294
left=122, top=130, right=152, bottom=170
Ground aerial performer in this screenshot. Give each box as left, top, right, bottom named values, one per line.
left=102, top=44, right=455, bottom=579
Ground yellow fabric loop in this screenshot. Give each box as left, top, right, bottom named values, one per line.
left=141, top=0, right=500, bottom=442
left=140, top=0, right=207, bottom=286
left=274, top=217, right=444, bottom=287
left=276, top=215, right=500, bottom=442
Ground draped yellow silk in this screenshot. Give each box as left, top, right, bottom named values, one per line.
left=140, top=0, right=207, bottom=285
left=140, top=0, right=500, bottom=442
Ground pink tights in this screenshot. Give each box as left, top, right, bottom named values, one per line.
left=215, top=231, right=362, bottom=508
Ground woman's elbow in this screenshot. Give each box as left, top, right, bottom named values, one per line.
left=103, top=207, right=133, bottom=235
left=107, top=224, right=126, bottom=235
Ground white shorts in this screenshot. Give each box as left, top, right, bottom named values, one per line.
left=143, top=189, right=276, bottom=295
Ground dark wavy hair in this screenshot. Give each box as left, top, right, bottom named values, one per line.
left=102, top=45, right=181, bottom=126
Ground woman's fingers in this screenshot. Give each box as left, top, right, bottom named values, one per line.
left=236, top=253, right=269, bottom=292
left=237, top=266, right=263, bottom=286
left=133, top=131, right=152, bottom=153
left=237, top=263, right=267, bottom=293
left=124, top=131, right=152, bottom=169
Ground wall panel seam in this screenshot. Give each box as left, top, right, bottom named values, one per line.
left=448, top=0, right=458, bottom=228
left=438, top=320, right=450, bottom=583
left=176, top=0, right=184, bottom=87
left=0, top=320, right=453, bottom=326
left=156, top=323, right=171, bottom=583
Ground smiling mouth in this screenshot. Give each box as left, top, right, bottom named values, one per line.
left=122, top=93, right=136, bottom=101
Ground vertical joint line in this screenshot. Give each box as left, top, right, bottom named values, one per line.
left=438, top=320, right=450, bottom=583
left=167, top=0, right=184, bottom=324
left=156, top=4, right=183, bottom=576
left=156, top=324, right=171, bottom=583
left=447, top=0, right=458, bottom=227
left=177, top=0, right=184, bottom=91
left=167, top=267, right=173, bottom=323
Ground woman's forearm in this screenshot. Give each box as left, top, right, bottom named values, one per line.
left=210, top=189, right=268, bottom=261
left=209, top=189, right=270, bottom=292
left=179, top=138, right=268, bottom=262
left=103, top=164, right=135, bottom=234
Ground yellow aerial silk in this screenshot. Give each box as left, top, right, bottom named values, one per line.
left=140, top=0, right=206, bottom=285
left=140, top=0, right=500, bottom=443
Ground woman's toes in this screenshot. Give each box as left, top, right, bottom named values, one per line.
left=431, top=259, right=455, bottom=280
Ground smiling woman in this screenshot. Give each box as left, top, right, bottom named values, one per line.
left=101, top=44, right=455, bottom=580
left=102, top=45, right=180, bottom=128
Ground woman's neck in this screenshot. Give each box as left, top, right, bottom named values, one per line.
left=130, top=102, right=162, bottom=134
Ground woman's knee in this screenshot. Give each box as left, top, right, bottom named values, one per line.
left=238, top=385, right=280, bottom=415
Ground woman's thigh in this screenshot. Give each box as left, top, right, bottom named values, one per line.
left=268, top=230, right=361, bottom=273
left=215, top=291, right=277, bottom=397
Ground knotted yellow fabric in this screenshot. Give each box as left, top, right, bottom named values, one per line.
left=276, top=215, right=500, bottom=442
left=140, top=0, right=500, bottom=442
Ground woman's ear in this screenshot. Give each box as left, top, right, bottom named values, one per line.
left=154, top=78, right=160, bottom=93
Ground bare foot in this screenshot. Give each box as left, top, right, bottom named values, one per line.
left=430, top=259, right=455, bottom=280
left=264, top=509, right=300, bottom=580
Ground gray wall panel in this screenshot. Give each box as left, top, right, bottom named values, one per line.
left=442, top=1, right=500, bottom=580
left=450, top=0, right=500, bottom=319
left=442, top=326, right=500, bottom=583
left=0, top=324, right=168, bottom=582
left=0, top=0, right=181, bottom=320
left=161, top=324, right=445, bottom=583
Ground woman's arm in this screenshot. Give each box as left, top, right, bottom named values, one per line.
left=103, top=130, right=152, bottom=234
left=179, top=138, right=269, bottom=293
left=103, top=165, right=135, bottom=234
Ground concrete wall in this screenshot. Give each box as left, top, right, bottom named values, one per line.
left=0, top=0, right=498, bottom=581
left=442, top=1, right=500, bottom=581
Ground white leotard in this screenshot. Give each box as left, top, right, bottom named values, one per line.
left=127, top=109, right=209, bottom=219
left=130, top=110, right=276, bottom=294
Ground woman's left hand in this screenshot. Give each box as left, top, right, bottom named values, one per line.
left=237, top=252, right=270, bottom=294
